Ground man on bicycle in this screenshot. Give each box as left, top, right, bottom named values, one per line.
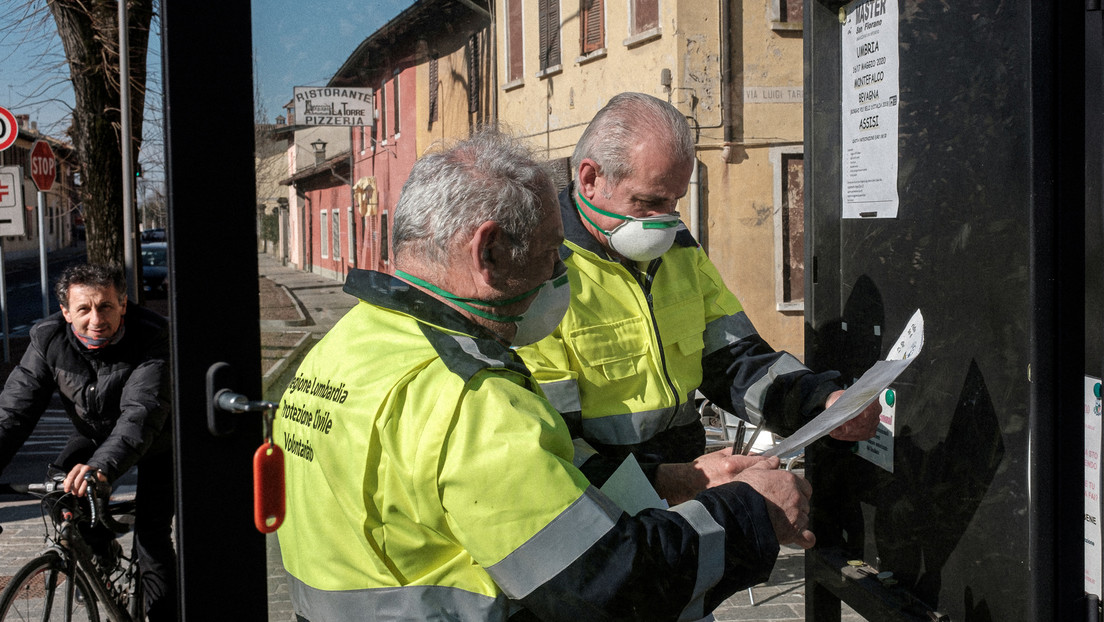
left=0, top=263, right=176, bottom=620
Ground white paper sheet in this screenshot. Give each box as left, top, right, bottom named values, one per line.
left=598, top=454, right=668, bottom=515
left=763, top=310, right=923, bottom=458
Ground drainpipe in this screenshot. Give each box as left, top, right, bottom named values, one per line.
left=719, top=0, right=732, bottom=142
left=688, top=158, right=701, bottom=243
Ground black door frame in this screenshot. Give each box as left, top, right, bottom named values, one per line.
left=162, top=2, right=268, bottom=618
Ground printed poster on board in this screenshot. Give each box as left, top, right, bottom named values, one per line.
left=841, top=0, right=900, bottom=219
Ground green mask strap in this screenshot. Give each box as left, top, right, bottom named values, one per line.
left=575, top=192, right=680, bottom=231
left=396, top=270, right=538, bottom=322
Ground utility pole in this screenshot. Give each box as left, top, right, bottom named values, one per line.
left=119, top=0, right=139, bottom=301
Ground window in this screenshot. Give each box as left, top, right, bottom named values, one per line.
left=580, top=0, right=604, bottom=54
left=468, top=34, right=481, bottom=113
left=379, top=81, right=388, bottom=142
left=505, top=0, right=523, bottom=84
left=771, top=148, right=805, bottom=310
left=428, top=57, right=439, bottom=124
left=347, top=207, right=356, bottom=267
left=380, top=210, right=390, bottom=266
left=332, top=208, right=341, bottom=261
left=320, top=209, right=329, bottom=258
left=393, top=72, right=401, bottom=137
left=630, top=0, right=658, bottom=35
left=771, top=0, right=803, bottom=29
left=538, top=0, right=561, bottom=71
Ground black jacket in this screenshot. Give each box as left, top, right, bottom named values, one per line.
left=0, top=303, right=172, bottom=482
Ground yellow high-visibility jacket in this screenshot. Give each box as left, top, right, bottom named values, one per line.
left=277, top=269, right=782, bottom=621
left=519, top=185, right=841, bottom=474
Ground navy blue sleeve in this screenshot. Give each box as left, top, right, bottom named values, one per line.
left=699, top=333, right=841, bottom=436
left=516, top=481, right=779, bottom=621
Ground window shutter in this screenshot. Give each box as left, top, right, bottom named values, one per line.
left=633, top=0, right=658, bottom=34
left=581, top=0, right=603, bottom=54
left=428, top=57, right=439, bottom=124
left=468, top=34, right=480, bottom=113
left=507, top=0, right=523, bottom=82
left=539, top=0, right=560, bottom=71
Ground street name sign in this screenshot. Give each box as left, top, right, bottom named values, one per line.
left=0, top=166, right=26, bottom=236
left=0, top=106, right=16, bottom=152
left=30, top=140, right=56, bottom=192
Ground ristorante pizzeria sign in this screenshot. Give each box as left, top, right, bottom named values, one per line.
left=293, top=87, right=374, bottom=126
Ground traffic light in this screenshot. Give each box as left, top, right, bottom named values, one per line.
left=136, top=163, right=142, bottom=178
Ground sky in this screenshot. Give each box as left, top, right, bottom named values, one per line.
left=0, top=1, right=415, bottom=164
left=251, top=0, right=415, bottom=124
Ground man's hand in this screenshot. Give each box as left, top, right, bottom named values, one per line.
left=734, top=456, right=816, bottom=549
left=655, top=450, right=769, bottom=505
left=826, top=389, right=881, bottom=441
left=63, top=464, right=107, bottom=498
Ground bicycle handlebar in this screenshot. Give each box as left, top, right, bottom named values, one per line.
left=84, top=473, right=130, bottom=534
left=0, top=476, right=131, bottom=534
left=0, top=482, right=61, bottom=495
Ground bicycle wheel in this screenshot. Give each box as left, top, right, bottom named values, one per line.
left=0, top=552, right=100, bottom=622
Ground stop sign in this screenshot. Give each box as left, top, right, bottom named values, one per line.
left=30, top=140, right=56, bottom=192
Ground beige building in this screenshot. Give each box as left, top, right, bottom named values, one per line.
left=495, top=0, right=807, bottom=355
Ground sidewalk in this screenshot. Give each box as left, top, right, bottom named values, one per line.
left=253, top=253, right=864, bottom=622
left=255, top=253, right=355, bottom=621
left=256, top=253, right=355, bottom=403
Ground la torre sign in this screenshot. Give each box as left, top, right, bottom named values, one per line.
left=293, top=87, right=374, bottom=126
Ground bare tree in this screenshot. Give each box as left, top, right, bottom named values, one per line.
left=49, top=0, right=154, bottom=266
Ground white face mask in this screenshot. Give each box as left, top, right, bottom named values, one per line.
left=575, top=192, right=680, bottom=262
left=510, top=263, right=571, bottom=346
left=396, top=261, right=571, bottom=347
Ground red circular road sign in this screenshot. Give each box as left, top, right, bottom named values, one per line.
left=0, top=106, right=16, bottom=152
left=30, top=140, right=56, bottom=192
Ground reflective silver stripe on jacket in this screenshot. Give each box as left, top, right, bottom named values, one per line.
left=743, top=352, right=810, bottom=421
left=668, top=500, right=726, bottom=621
left=572, top=438, right=598, bottom=468
left=288, top=574, right=511, bottom=622
left=582, top=399, right=700, bottom=445
left=702, top=311, right=757, bottom=357
left=539, top=378, right=582, bottom=414
left=486, top=486, right=623, bottom=599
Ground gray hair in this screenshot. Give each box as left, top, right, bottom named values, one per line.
left=571, top=92, right=695, bottom=189
left=55, top=263, right=127, bottom=308
left=392, top=130, right=554, bottom=265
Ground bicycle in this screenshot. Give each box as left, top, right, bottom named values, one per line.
left=0, top=467, right=144, bottom=622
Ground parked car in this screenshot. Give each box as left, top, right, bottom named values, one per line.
left=141, top=228, right=167, bottom=242
left=141, top=242, right=169, bottom=298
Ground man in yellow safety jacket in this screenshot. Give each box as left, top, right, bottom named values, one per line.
left=517, top=93, right=880, bottom=502
left=276, top=130, right=817, bottom=621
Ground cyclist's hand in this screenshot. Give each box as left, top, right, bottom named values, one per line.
left=62, top=464, right=106, bottom=497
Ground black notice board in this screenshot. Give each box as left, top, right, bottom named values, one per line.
left=802, top=1, right=1095, bottom=620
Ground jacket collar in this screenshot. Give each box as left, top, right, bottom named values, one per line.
left=342, top=269, right=502, bottom=342
left=558, top=181, right=611, bottom=260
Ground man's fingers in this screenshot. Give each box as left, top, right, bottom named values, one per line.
left=791, top=529, right=817, bottom=549
left=744, top=455, right=781, bottom=471
left=794, top=473, right=813, bottom=499
left=62, top=464, right=95, bottom=497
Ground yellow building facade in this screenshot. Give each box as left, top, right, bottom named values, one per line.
left=495, top=0, right=807, bottom=355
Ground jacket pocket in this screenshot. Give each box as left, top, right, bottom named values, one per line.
left=568, top=317, right=648, bottom=381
